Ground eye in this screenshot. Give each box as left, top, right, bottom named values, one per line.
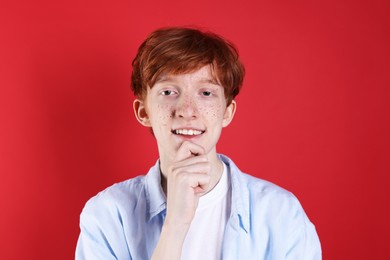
left=202, top=91, right=212, bottom=97
left=161, top=90, right=175, bottom=96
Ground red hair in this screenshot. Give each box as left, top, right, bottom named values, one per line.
left=131, top=27, right=245, bottom=105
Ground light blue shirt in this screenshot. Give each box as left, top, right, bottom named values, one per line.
left=76, top=154, right=321, bottom=259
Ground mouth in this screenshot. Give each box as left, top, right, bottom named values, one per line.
left=171, top=129, right=205, bottom=136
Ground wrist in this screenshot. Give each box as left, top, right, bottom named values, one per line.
left=151, top=221, right=189, bottom=260
left=161, top=219, right=190, bottom=241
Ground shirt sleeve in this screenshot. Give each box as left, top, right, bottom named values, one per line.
left=285, top=207, right=322, bottom=260
left=75, top=193, right=134, bottom=260
left=75, top=208, right=119, bottom=260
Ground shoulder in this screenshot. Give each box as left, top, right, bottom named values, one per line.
left=221, top=154, right=295, bottom=199
left=76, top=174, right=156, bottom=259
left=241, top=172, right=296, bottom=201
left=81, top=175, right=147, bottom=218
left=240, top=171, right=303, bottom=212
left=221, top=154, right=307, bottom=219
left=220, top=154, right=321, bottom=257
left=80, top=159, right=164, bottom=223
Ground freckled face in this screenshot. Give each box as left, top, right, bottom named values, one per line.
left=135, top=65, right=236, bottom=163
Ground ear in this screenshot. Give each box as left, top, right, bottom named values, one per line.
left=133, top=99, right=151, bottom=127
left=222, top=100, right=237, bottom=127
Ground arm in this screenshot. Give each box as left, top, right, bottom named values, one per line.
left=151, top=141, right=211, bottom=260
left=75, top=210, right=119, bottom=260
left=75, top=194, right=133, bottom=260
left=286, top=206, right=322, bottom=260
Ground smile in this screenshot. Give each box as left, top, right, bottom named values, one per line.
left=172, top=129, right=205, bottom=136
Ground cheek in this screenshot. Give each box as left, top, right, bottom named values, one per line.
left=156, top=104, right=174, bottom=124
left=199, top=102, right=224, bottom=120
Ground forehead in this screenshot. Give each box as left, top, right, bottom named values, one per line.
left=154, top=65, right=220, bottom=86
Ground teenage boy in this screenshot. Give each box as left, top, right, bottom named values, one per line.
left=76, top=27, right=321, bottom=260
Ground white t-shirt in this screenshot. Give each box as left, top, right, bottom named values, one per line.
left=181, top=162, right=231, bottom=260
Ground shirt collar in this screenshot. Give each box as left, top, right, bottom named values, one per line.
left=219, top=154, right=250, bottom=233
left=144, top=160, right=167, bottom=222
left=144, top=155, right=251, bottom=233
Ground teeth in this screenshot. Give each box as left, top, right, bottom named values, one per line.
left=174, top=129, right=203, bottom=135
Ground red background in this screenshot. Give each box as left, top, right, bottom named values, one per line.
left=1, top=0, right=389, bottom=259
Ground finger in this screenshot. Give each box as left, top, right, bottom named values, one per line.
left=181, top=172, right=211, bottom=192
left=172, top=155, right=208, bottom=169
left=175, top=141, right=205, bottom=162
left=191, top=173, right=211, bottom=196
left=172, top=161, right=211, bottom=176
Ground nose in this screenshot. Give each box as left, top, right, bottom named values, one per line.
left=174, top=94, right=198, bottom=119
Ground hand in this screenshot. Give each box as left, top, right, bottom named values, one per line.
left=164, top=141, right=211, bottom=227
left=151, top=141, right=211, bottom=260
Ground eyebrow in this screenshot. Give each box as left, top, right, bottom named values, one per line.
left=199, top=78, right=220, bottom=85
left=155, top=75, right=220, bottom=86
left=155, top=75, right=171, bottom=83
